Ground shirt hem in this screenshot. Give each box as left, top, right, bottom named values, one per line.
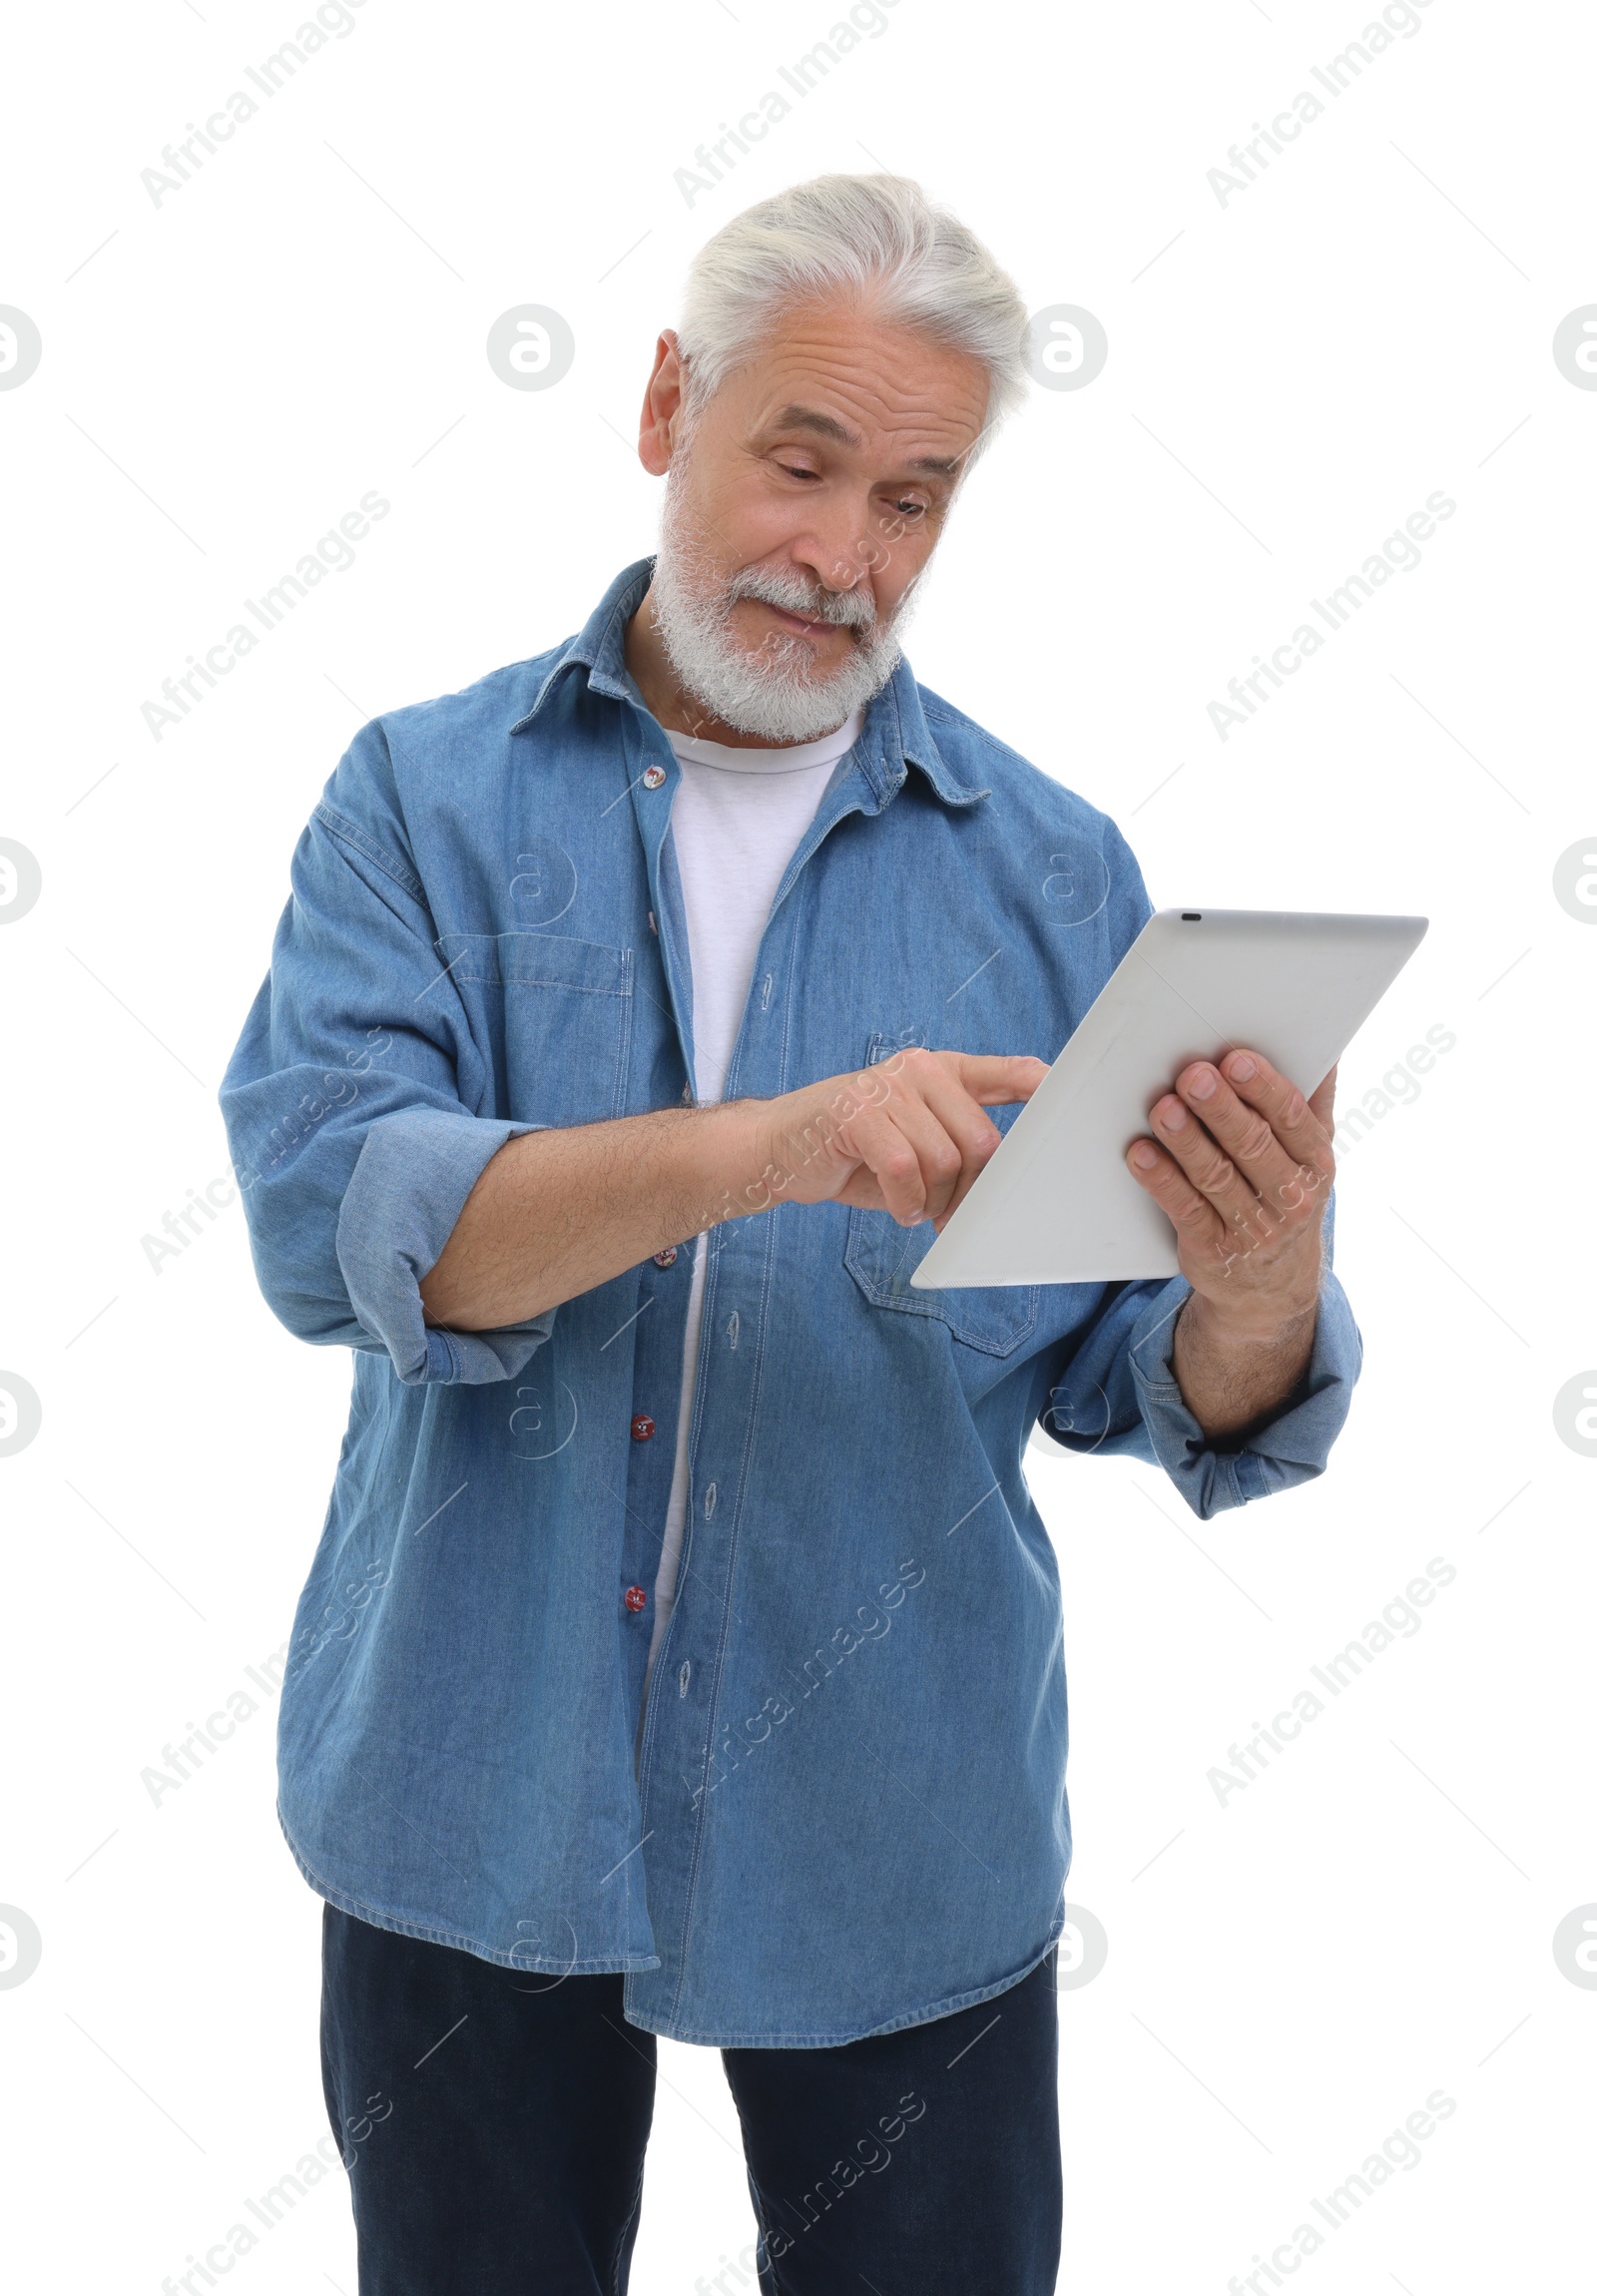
left=276, top=1805, right=662, bottom=1978
left=622, top=1922, right=1065, bottom=2048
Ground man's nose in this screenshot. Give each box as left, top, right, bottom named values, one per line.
left=793, top=510, right=880, bottom=599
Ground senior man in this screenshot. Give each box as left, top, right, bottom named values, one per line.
left=221, top=174, right=1357, bottom=2296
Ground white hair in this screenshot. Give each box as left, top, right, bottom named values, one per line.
left=674, top=173, right=1029, bottom=458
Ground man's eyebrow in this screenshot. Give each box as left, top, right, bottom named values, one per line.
left=770, top=403, right=863, bottom=449
left=766, top=404, right=966, bottom=480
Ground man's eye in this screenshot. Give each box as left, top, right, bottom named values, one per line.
left=779, top=462, right=818, bottom=481
left=891, top=498, right=928, bottom=519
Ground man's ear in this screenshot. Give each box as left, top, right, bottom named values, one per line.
left=638, top=330, right=685, bottom=476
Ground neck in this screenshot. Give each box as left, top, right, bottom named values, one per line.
left=623, top=581, right=848, bottom=751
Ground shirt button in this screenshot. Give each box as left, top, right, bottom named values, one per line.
left=624, top=1585, right=648, bottom=1612
left=631, top=1414, right=656, bottom=1440
left=642, top=763, right=667, bottom=789
left=653, top=1246, right=678, bottom=1268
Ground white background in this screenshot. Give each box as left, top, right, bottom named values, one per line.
left=2, top=0, right=1593, bottom=2288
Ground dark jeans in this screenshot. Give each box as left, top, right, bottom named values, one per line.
left=320, top=1903, right=1062, bottom=2294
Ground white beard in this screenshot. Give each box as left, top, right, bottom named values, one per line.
left=648, top=456, right=917, bottom=743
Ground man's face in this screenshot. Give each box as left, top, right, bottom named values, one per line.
left=639, top=299, right=990, bottom=741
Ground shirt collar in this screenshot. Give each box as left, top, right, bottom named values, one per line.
left=508, top=556, right=990, bottom=812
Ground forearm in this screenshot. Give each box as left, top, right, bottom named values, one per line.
left=418, top=1099, right=763, bottom=1330
left=418, top=1044, right=1051, bottom=1333
left=1171, top=1289, right=1319, bottom=1441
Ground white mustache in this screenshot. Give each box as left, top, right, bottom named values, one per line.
left=726, top=568, right=877, bottom=631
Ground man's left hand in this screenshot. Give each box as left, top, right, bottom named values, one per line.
left=1124, top=1049, right=1337, bottom=1441
left=1126, top=1047, right=1336, bottom=1332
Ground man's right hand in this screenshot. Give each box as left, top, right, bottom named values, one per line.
left=735, top=1047, right=1048, bottom=1232
left=420, top=1048, right=1048, bottom=1332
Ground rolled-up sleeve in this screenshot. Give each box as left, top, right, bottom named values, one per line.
left=219, top=722, right=554, bottom=1387
left=1125, top=1246, right=1361, bottom=1519
left=1039, top=1194, right=1361, bottom=1519
left=333, top=1105, right=554, bottom=1384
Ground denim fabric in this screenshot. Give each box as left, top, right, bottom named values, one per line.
left=319, top=1902, right=1062, bottom=2295
left=220, top=557, right=1361, bottom=2046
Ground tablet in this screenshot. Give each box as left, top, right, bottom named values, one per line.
left=911, top=907, right=1428, bottom=1288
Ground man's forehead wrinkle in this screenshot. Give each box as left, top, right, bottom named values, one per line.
left=722, top=311, right=987, bottom=446
left=740, top=359, right=986, bottom=470
left=749, top=358, right=983, bottom=431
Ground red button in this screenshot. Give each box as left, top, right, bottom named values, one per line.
left=653, top=1247, right=678, bottom=1268
left=631, top=1414, right=655, bottom=1440
left=624, top=1584, right=648, bottom=1612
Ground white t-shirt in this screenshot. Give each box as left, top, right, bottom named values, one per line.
left=643, top=709, right=863, bottom=1691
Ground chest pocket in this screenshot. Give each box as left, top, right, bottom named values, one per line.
left=435, top=931, right=634, bottom=1130
left=842, top=1029, right=1039, bottom=1359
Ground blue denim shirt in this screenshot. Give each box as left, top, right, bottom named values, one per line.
left=220, top=557, right=1360, bottom=2046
